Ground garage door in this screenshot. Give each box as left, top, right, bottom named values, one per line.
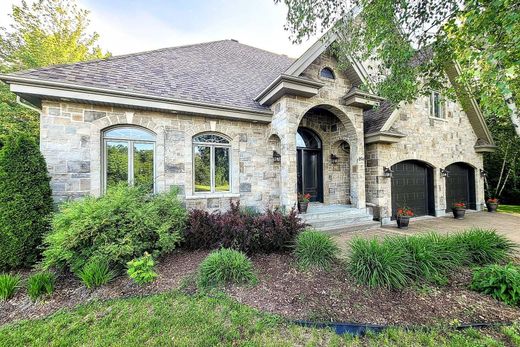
left=391, top=160, right=434, bottom=218
left=445, top=162, right=476, bottom=211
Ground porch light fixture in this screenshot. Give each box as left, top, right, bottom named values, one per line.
left=440, top=168, right=449, bottom=178
left=383, top=166, right=393, bottom=178
left=272, top=150, right=281, bottom=163
left=480, top=169, right=487, bottom=178
left=330, top=154, right=339, bottom=165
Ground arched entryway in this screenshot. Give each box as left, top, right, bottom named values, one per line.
left=296, top=127, right=323, bottom=202
left=445, top=162, right=476, bottom=211
left=391, top=160, right=435, bottom=218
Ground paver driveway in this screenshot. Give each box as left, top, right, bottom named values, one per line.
left=333, top=211, right=520, bottom=253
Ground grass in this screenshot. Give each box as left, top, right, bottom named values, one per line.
left=295, top=230, right=339, bottom=270
left=0, top=291, right=519, bottom=346
left=498, top=205, right=520, bottom=215
left=197, top=248, right=257, bottom=289
left=27, top=272, right=55, bottom=301
left=0, top=273, right=21, bottom=301
left=77, top=261, right=115, bottom=289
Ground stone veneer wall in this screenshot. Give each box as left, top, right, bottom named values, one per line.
left=364, top=96, right=485, bottom=223
left=40, top=101, right=284, bottom=210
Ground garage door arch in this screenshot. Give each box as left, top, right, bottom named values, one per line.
left=445, top=162, right=476, bottom=211
left=391, top=160, right=435, bottom=218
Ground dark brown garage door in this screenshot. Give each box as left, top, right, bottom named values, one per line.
left=391, top=160, right=435, bottom=218
left=445, top=162, right=476, bottom=211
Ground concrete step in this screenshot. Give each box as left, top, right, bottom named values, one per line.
left=300, top=209, right=371, bottom=221
left=304, top=215, right=374, bottom=229
left=298, top=203, right=377, bottom=231
left=319, top=220, right=381, bottom=233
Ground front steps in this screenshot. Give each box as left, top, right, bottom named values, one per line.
left=299, top=203, right=380, bottom=233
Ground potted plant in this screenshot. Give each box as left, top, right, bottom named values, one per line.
left=486, top=198, right=499, bottom=212
left=297, top=193, right=311, bottom=214
left=396, top=207, right=414, bottom=229
left=452, top=202, right=466, bottom=219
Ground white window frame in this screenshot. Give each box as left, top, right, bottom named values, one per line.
left=430, top=91, right=446, bottom=119
left=192, top=133, right=232, bottom=194
left=102, top=126, right=156, bottom=193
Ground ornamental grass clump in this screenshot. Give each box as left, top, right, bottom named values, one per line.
left=27, top=271, right=56, bottom=301
left=347, top=237, right=412, bottom=289
left=452, top=228, right=516, bottom=265
left=470, top=264, right=520, bottom=306
left=295, top=230, right=339, bottom=270
left=77, top=260, right=115, bottom=289
left=197, top=248, right=257, bottom=289
left=0, top=273, right=21, bottom=301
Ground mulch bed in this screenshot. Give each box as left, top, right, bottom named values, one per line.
left=2, top=250, right=519, bottom=327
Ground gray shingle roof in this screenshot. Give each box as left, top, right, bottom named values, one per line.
left=363, top=100, right=395, bottom=134
left=11, top=40, right=295, bottom=112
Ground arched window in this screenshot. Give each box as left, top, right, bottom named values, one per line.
left=296, top=128, right=322, bottom=149
left=193, top=133, right=231, bottom=193
left=320, top=67, right=335, bottom=79
left=103, top=126, right=155, bottom=192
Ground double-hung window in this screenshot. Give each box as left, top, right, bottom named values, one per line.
left=193, top=133, right=231, bottom=193
left=103, top=126, right=155, bottom=192
left=430, top=91, right=445, bottom=119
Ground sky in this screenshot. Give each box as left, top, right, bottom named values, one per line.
left=0, top=0, right=317, bottom=58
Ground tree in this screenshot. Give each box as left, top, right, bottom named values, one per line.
left=0, top=0, right=110, bottom=138
left=277, top=0, right=519, bottom=136
left=277, top=0, right=519, bottom=199
left=0, top=134, right=53, bottom=270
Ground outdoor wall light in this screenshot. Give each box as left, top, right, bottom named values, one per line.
left=330, top=154, right=339, bottom=165
left=440, top=168, right=449, bottom=178
left=383, top=166, right=393, bottom=178
left=480, top=169, right=487, bottom=178
left=272, top=150, right=281, bottom=163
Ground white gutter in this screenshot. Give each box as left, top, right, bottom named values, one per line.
left=16, top=95, right=42, bottom=113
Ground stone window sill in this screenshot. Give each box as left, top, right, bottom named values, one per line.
left=429, top=116, right=448, bottom=122
left=185, top=193, right=240, bottom=200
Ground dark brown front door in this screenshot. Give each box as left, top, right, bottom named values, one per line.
left=446, top=163, right=476, bottom=210
left=391, top=160, right=434, bottom=218
left=296, top=127, right=323, bottom=202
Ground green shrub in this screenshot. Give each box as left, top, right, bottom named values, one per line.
left=470, top=264, right=520, bottom=306
left=0, top=134, right=53, bottom=270
left=389, top=233, right=464, bottom=284
left=77, top=261, right=115, bottom=289
left=127, top=252, right=158, bottom=285
left=295, top=230, right=339, bottom=270
left=452, top=228, right=515, bottom=265
left=0, top=273, right=21, bottom=301
left=42, top=184, right=186, bottom=273
left=347, top=237, right=412, bottom=289
left=197, top=248, right=257, bottom=288
left=27, top=271, right=55, bottom=301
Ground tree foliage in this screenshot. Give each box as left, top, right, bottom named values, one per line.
left=0, top=134, right=53, bottom=270
left=0, top=0, right=110, bottom=138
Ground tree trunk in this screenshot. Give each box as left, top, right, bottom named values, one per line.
left=504, top=90, right=520, bottom=137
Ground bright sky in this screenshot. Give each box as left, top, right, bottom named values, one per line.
left=0, top=0, right=317, bottom=58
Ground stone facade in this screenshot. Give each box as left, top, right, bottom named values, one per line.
left=39, top=50, right=485, bottom=222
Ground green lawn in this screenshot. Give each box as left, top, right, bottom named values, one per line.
left=1, top=291, right=519, bottom=347
left=499, top=205, right=520, bottom=215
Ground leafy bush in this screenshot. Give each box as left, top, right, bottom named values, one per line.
left=127, top=252, right=158, bottom=285
left=197, top=248, right=257, bottom=288
left=0, top=273, right=21, bottom=301
left=183, top=201, right=306, bottom=254
left=451, top=228, right=515, bottom=265
left=294, top=230, right=339, bottom=270
left=27, top=271, right=55, bottom=301
left=348, top=238, right=411, bottom=289
left=470, top=264, right=520, bottom=306
left=42, top=184, right=186, bottom=273
left=0, top=134, right=53, bottom=270
left=77, top=260, right=115, bottom=289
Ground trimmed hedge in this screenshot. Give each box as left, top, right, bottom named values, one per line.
left=183, top=202, right=306, bottom=254
left=0, top=134, right=53, bottom=270
left=41, top=184, right=186, bottom=273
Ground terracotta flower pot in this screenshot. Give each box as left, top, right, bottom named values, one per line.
left=397, top=216, right=410, bottom=229
left=452, top=208, right=466, bottom=219
left=486, top=203, right=498, bottom=213
left=298, top=201, right=309, bottom=214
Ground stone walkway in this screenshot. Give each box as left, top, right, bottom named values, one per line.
left=333, top=211, right=520, bottom=252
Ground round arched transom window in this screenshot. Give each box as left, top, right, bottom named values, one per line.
left=193, top=133, right=231, bottom=193
left=320, top=67, right=335, bottom=79
left=296, top=128, right=322, bottom=149
left=103, top=126, right=155, bottom=192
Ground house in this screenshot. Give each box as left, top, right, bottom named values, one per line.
left=0, top=37, right=495, bottom=228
